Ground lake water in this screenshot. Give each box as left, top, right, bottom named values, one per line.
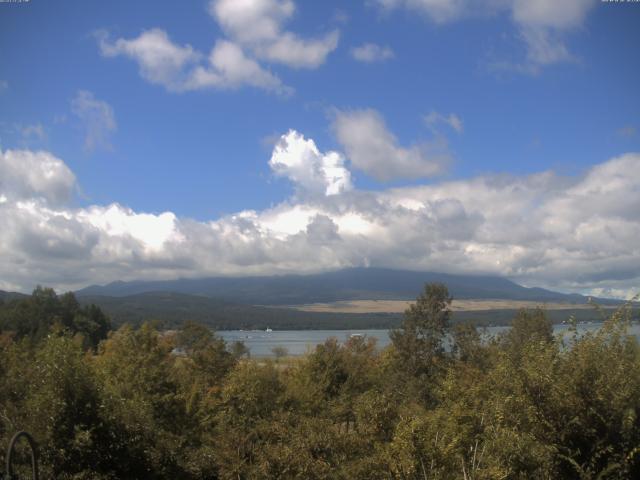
left=219, top=322, right=640, bottom=357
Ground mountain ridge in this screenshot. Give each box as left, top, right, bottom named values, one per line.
left=75, top=267, right=607, bottom=305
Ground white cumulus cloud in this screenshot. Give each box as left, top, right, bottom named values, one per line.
left=187, top=40, right=292, bottom=95
left=269, top=130, right=352, bottom=196
left=511, top=0, right=595, bottom=30
left=97, top=1, right=338, bottom=94
left=376, top=0, right=471, bottom=24
left=71, top=90, right=117, bottom=152
left=98, top=28, right=201, bottom=92
left=350, top=43, right=395, bottom=63
left=0, top=149, right=76, bottom=206
left=333, top=109, right=450, bottom=181
left=98, top=29, right=290, bottom=95
left=424, top=111, right=463, bottom=133
left=210, top=0, right=339, bottom=69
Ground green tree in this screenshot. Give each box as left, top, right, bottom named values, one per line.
left=271, top=345, right=288, bottom=360
left=0, top=332, right=127, bottom=479
left=451, top=322, right=488, bottom=367
left=0, top=287, right=110, bottom=349
left=389, top=283, right=452, bottom=404
left=230, top=340, right=250, bottom=359
left=173, top=321, right=236, bottom=416
left=94, top=323, right=191, bottom=478
left=502, top=308, right=553, bottom=360
left=212, top=361, right=285, bottom=479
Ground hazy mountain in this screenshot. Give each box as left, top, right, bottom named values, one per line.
left=76, top=268, right=598, bottom=305
left=0, top=290, right=27, bottom=302
left=3, top=274, right=623, bottom=330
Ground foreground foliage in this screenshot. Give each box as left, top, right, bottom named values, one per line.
left=1, top=285, right=639, bottom=479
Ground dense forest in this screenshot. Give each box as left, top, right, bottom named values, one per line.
left=1, top=284, right=639, bottom=479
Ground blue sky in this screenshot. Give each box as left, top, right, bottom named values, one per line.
left=1, top=0, right=639, bottom=297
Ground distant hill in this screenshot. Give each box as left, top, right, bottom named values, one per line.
left=2, top=275, right=626, bottom=330
left=77, top=290, right=626, bottom=331
left=2, top=269, right=623, bottom=330
left=0, top=290, right=27, bottom=302
left=76, top=267, right=602, bottom=305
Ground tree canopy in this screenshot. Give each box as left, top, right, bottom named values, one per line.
left=1, top=284, right=639, bottom=479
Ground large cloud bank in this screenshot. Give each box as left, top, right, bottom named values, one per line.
left=0, top=140, right=638, bottom=298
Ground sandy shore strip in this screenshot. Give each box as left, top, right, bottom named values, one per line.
left=284, top=299, right=614, bottom=314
